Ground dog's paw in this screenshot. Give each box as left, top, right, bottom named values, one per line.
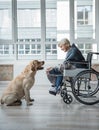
left=29, top=98, right=34, bottom=102
left=7, top=100, right=22, bottom=106
left=27, top=102, right=33, bottom=106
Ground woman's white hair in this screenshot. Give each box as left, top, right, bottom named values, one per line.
left=58, top=38, right=70, bottom=46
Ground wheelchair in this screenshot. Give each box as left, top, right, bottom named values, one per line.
left=60, top=52, right=99, bottom=105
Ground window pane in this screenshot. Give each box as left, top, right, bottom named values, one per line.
left=18, top=44, right=41, bottom=60
left=0, top=44, right=14, bottom=60
left=46, top=0, right=70, bottom=41
left=45, top=44, right=57, bottom=60
left=74, top=0, right=95, bottom=39
left=77, top=43, right=97, bottom=59
left=17, top=0, right=41, bottom=42
left=57, top=0, right=70, bottom=40
left=45, top=0, right=70, bottom=60
left=0, top=0, right=12, bottom=40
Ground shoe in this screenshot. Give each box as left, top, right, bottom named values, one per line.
left=49, top=86, right=56, bottom=91
left=49, top=90, right=56, bottom=96
left=49, top=87, right=57, bottom=96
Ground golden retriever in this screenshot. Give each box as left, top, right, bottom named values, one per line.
left=0, top=60, right=44, bottom=106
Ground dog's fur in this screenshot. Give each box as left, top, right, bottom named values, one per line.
left=0, top=60, right=44, bottom=106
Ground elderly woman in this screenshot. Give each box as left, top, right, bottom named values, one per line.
left=46, top=38, right=87, bottom=96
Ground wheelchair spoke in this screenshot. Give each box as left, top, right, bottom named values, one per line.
left=72, top=69, right=99, bottom=105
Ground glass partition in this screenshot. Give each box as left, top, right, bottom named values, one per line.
left=0, top=0, right=12, bottom=40
left=17, top=0, right=41, bottom=42
left=74, top=0, right=95, bottom=39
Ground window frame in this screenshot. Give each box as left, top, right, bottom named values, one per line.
left=0, top=0, right=99, bottom=62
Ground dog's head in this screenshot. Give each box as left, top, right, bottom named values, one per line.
left=30, top=60, right=45, bottom=71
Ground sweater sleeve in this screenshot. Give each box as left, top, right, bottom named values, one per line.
left=63, top=48, right=76, bottom=64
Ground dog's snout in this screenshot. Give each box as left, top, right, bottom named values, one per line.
left=42, top=61, right=45, bottom=64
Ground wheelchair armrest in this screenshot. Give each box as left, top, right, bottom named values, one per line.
left=64, top=60, right=90, bottom=69
left=66, top=61, right=89, bottom=65
left=64, top=52, right=99, bottom=69
left=90, top=52, right=99, bottom=55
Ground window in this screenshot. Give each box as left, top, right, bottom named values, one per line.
left=17, top=0, right=41, bottom=42
left=0, top=44, right=14, bottom=60
left=17, top=0, right=41, bottom=60
left=74, top=0, right=95, bottom=39
left=45, top=0, right=70, bottom=59
left=0, top=0, right=12, bottom=40
left=0, top=0, right=98, bottom=61
left=77, top=6, right=92, bottom=25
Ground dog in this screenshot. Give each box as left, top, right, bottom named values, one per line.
left=0, top=60, right=44, bottom=106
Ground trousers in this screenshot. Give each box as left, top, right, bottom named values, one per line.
left=47, top=67, right=63, bottom=91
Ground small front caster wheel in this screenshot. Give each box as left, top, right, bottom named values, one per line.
left=60, top=88, right=67, bottom=97
left=63, top=94, right=73, bottom=104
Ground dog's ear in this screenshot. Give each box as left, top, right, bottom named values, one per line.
left=31, top=60, right=38, bottom=71
left=31, top=64, right=36, bottom=71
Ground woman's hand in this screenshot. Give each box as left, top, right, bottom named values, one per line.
left=46, top=67, right=53, bottom=74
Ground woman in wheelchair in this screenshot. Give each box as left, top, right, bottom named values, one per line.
left=46, top=38, right=87, bottom=96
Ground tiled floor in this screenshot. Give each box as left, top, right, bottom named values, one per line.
left=0, top=83, right=99, bottom=130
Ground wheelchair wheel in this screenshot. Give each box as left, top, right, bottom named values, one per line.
left=63, top=94, right=73, bottom=104
left=60, top=88, right=67, bottom=97
left=72, top=69, right=99, bottom=105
